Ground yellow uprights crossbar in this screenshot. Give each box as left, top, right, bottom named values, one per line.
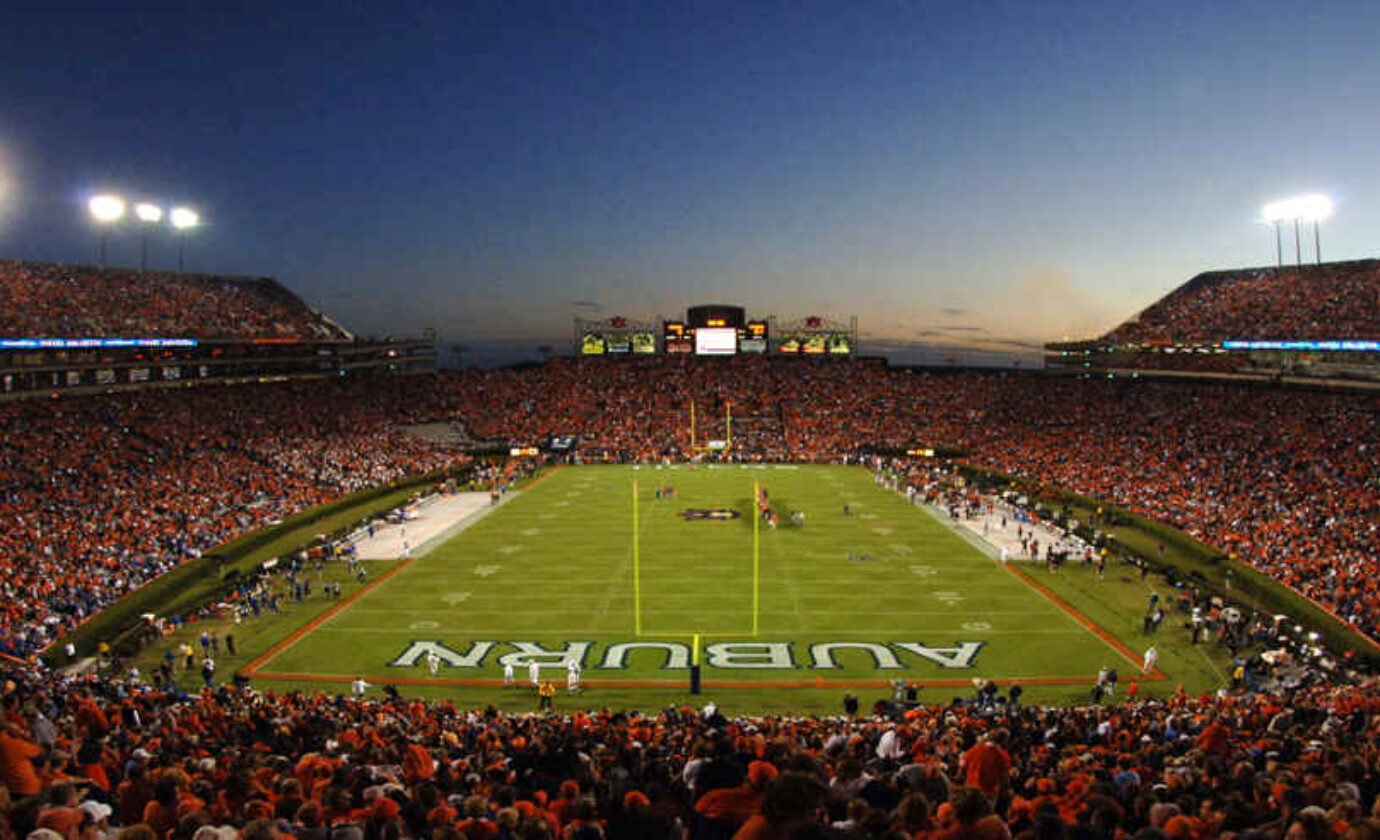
left=726, top=400, right=733, bottom=452
left=690, top=400, right=696, bottom=451
left=633, top=479, right=641, bottom=635
left=752, top=479, right=760, bottom=636
left=693, top=634, right=700, bottom=666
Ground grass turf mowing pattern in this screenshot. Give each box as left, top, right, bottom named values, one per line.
left=254, top=465, right=1133, bottom=686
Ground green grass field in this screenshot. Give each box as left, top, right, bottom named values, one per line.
left=133, top=464, right=1235, bottom=714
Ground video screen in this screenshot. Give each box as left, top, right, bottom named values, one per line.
left=632, top=331, right=656, bottom=354
left=605, top=330, right=631, bottom=354
left=775, top=331, right=850, bottom=355
left=696, top=327, right=738, bottom=355
left=581, top=334, right=606, bottom=355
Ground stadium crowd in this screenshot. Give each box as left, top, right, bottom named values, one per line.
left=434, top=358, right=1380, bottom=644
left=0, top=662, right=1378, bottom=840
left=0, top=378, right=469, bottom=658
left=4, top=262, right=1380, bottom=840
left=2, top=355, right=1377, bottom=656
left=0, top=262, right=348, bottom=341
left=1102, top=261, right=1380, bottom=344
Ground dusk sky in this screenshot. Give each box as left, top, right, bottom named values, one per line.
left=1, top=1, right=1377, bottom=353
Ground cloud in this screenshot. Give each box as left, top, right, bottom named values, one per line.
left=935, top=325, right=987, bottom=333
left=939, top=306, right=968, bottom=316
left=974, top=268, right=1123, bottom=342
left=568, top=299, right=603, bottom=311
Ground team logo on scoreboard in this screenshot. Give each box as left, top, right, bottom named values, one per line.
left=389, top=640, right=985, bottom=670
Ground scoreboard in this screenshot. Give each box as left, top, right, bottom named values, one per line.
left=664, top=322, right=693, bottom=354
left=581, top=309, right=851, bottom=357
left=665, top=318, right=769, bottom=355
left=740, top=321, right=769, bottom=354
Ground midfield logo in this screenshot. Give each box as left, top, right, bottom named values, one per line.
left=389, top=640, right=984, bottom=670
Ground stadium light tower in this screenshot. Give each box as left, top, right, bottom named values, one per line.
left=169, top=206, right=199, bottom=273
left=88, top=194, right=125, bottom=268
left=1261, top=194, right=1332, bottom=267
left=134, top=203, right=162, bottom=272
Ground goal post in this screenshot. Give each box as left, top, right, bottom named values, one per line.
left=688, top=399, right=734, bottom=454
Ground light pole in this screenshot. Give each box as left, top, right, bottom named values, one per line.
left=169, top=207, right=199, bottom=273
left=1296, top=194, right=1332, bottom=264
left=88, top=195, right=125, bottom=268
left=134, top=203, right=163, bottom=271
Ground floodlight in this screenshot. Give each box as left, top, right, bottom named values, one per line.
left=1261, top=200, right=1291, bottom=224
left=1293, top=194, right=1332, bottom=222
left=1261, top=193, right=1333, bottom=266
left=170, top=207, right=199, bottom=229
left=169, top=206, right=200, bottom=273
left=133, top=203, right=164, bottom=271
left=89, top=194, right=125, bottom=222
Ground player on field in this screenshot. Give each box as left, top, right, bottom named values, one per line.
left=1142, top=644, right=1158, bottom=674
left=426, top=651, right=441, bottom=676
left=503, top=662, right=515, bottom=686
left=529, top=660, right=540, bottom=688
left=567, top=660, right=582, bottom=694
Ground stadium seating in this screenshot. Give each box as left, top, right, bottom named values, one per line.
left=1, top=354, right=1379, bottom=840
left=4, top=358, right=1376, bottom=657
left=0, top=378, right=468, bottom=657
left=1101, top=260, right=1380, bottom=344
left=0, top=261, right=350, bottom=340
left=0, top=659, right=1376, bottom=840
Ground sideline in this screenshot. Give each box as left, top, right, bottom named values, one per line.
left=242, top=468, right=560, bottom=677
left=916, top=501, right=1159, bottom=675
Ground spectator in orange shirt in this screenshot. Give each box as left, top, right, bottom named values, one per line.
left=961, top=731, right=1012, bottom=802
left=0, top=716, right=43, bottom=798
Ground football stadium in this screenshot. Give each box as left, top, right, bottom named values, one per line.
left=5, top=6, right=1380, bottom=840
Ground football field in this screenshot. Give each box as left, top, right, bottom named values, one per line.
left=244, top=465, right=1149, bottom=696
